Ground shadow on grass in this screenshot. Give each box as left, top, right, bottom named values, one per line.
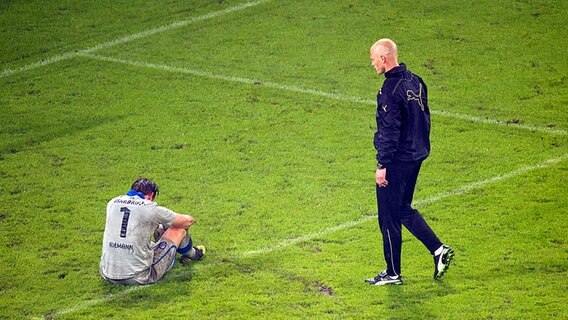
left=0, top=114, right=130, bottom=157
left=79, top=261, right=200, bottom=315
left=381, top=278, right=457, bottom=318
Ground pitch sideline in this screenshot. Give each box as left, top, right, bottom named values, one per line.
left=37, top=153, right=568, bottom=319
left=78, top=52, right=567, bottom=136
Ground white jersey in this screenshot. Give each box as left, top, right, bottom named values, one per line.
left=100, top=194, right=177, bottom=280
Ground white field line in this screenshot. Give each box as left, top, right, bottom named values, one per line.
left=243, top=152, right=568, bottom=257
left=0, top=0, right=272, bottom=79
left=432, top=110, right=566, bottom=136
left=37, top=153, right=568, bottom=319
left=79, top=53, right=567, bottom=136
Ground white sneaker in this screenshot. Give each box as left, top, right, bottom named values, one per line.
left=434, top=245, right=454, bottom=279
left=365, top=270, right=403, bottom=286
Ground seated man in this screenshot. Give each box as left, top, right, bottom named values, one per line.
left=100, top=177, right=205, bottom=285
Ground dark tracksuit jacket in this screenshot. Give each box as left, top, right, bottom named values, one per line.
left=373, top=64, right=442, bottom=276
left=374, top=63, right=430, bottom=167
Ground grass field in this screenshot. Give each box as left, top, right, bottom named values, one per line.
left=1, top=0, right=567, bottom=319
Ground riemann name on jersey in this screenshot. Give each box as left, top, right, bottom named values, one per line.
left=109, top=241, right=134, bottom=251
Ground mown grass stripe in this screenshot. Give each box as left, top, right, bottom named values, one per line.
left=37, top=153, right=568, bottom=319
left=0, top=0, right=272, bottom=79
left=79, top=53, right=567, bottom=136
left=241, top=153, right=568, bottom=257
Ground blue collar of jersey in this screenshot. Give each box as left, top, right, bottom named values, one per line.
left=126, top=189, right=146, bottom=199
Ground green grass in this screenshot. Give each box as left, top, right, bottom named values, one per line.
left=1, top=0, right=567, bottom=319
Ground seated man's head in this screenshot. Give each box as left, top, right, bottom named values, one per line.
left=131, top=178, right=159, bottom=200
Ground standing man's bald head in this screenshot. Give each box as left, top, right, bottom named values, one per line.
left=370, top=38, right=399, bottom=75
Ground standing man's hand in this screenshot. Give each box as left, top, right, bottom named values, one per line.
left=376, top=168, right=388, bottom=187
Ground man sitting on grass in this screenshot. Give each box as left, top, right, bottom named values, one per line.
left=100, top=177, right=205, bottom=285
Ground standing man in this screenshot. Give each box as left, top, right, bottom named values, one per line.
left=365, top=39, right=454, bottom=286
left=100, top=177, right=206, bottom=285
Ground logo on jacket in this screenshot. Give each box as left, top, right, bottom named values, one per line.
left=382, top=104, right=388, bottom=112
left=407, top=83, right=425, bottom=111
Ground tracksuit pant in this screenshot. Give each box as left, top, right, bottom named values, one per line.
left=376, top=160, right=443, bottom=277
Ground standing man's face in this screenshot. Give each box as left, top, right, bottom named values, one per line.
left=370, top=49, right=386, bottom=75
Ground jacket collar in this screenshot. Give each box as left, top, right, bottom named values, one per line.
left=385, top=63, right=407, bottom=78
